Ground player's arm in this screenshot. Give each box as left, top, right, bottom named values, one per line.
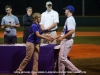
left=53, top=29, right=66, bottom=40
left=36, top=31, right=48, bottom=39
left=36, top=31, right=53, bottom=41
left=56, top=30, right=75, bottom=42
left=62, top=30, right=75, bottom=39
left=32, top=25, right=52, bottom=41
left=57, top=18, right=75, bottom=42
left=62, top=18, right=75, bottom=39
left=53, top=35, right=61, bottom=39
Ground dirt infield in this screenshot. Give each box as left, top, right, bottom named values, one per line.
left=0, top=31, right=100, bottom=37
left=0, top=31, right=100, bottom=59
left=69, top=44, right=100, bottom=59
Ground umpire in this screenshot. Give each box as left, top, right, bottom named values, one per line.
left=23, top=7, right=33, bottom=43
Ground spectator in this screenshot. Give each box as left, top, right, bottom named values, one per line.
left=23, top=7, right=33, bottom=43
left=40, top=1, right=59, bottom=44
left=1, top=5, right=20, bottom=44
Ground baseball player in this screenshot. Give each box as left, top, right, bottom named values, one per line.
left=16, top=13, right=53, bottom=75
left=54, top=6, right=82, bottom=75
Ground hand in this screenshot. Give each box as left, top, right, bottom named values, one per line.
left=49, top=37, right=54, bottom=42
left=11, top=23, right=14, bottom=27
left=45, top=34, right=54, bottom=42
left=47, top=37, right=54, bottom=42
left=53, top=36, right=58, bottom=40
left=45, top=28, right=49, bottom=31
left=56, top=36, right=64, bottom=42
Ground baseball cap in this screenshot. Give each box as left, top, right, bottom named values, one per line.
left=63, top=5, right=75, bottom=13
left=46, top=1, right=52, bottom=5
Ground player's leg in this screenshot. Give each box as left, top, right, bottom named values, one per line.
left=32, top=44, right=40, bottom=75
left=16, top=42, right=34, bottom=71
left=49, top=31, right=57, bottom=44
left=4, top=35, right=10, bottom=44
left=60, top=39, right=81, bottom=73
left=58, top=56, right=65, bottom=75
left=12, top=36, right=17, bottom=44
left=58, top=40, right=66, bottom=75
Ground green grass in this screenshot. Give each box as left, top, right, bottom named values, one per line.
left=0, top=36, right=100, bottom=45
left=74, top=36, right=100, bottom=45
left=0, top=38, right=3, bottom=43
left=75, top=26, right=100, bottom=32
left=47, top=26, right=100, bottom=32
left=16, top=27, right=24, bottom=31
left=0, top=26, right=100, bottom=32
left=0, top=37, right=23, bottom=44
left=16, top=26, right=100, bottom=32
left=58, top=26, right=100, bottom=32
left=68, top=58, right=100, bottom=75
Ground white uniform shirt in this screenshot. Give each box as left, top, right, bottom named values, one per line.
left=60, top=16, right=76, bottom=37
left=40, top=9, right=59, bottom=30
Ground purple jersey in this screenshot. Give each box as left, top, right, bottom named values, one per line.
left=27, top=23, right=42, bottom=44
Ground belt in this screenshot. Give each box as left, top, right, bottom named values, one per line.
left=49, top=29, right=57, bottom=32
left=66, top=37, right=74, bottom=40
left=43, top=29, right=57, bottom=33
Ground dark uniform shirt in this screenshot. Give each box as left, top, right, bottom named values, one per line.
left=23, top=14, right=33, bottom=34
left=27, top=23, right=42, bottom=44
